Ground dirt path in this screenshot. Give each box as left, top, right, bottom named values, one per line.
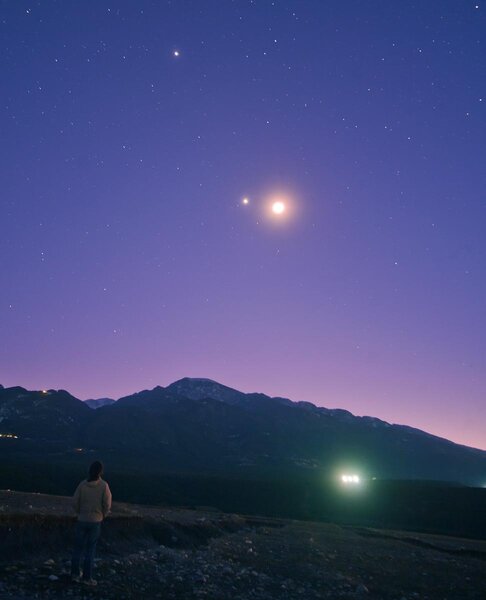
left=1, top=490, right=485, bottom=599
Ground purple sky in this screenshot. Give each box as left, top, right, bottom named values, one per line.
left=1, top=1, right=485, bottom=450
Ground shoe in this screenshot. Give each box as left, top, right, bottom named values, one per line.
left=82, top=578, right=98, bottom=587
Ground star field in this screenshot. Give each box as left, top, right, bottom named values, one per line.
left=1, top=1, right=485, bottom=449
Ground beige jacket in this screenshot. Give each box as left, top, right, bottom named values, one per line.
left=73, top=478, right=112, bottom=523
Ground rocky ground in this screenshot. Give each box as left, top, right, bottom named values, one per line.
left=0, top=490, right=485, bottom=599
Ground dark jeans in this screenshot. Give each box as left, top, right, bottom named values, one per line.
left=71, top=521, right=101, bottom=580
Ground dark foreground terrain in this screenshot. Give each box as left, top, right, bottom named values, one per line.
left=1, top=491, right=485, bottom=600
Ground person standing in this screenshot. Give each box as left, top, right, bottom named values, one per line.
left=71, top=461, right=112, bottom=586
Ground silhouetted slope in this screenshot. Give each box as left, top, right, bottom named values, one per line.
left=0, top=387, right=91, bottom=441
left=1, top=379, right=485, bottom=483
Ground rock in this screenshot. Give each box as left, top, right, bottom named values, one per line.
left=48, top=574, right=59, bottom=581
left=44, top=559, right=55, bottom=566
left=356, top=583, right=369, bottom=594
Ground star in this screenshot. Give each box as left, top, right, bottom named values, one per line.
left=173, top=50, right=180, bottom=57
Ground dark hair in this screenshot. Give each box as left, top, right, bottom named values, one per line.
left=87, top=461, right=103, bottom=482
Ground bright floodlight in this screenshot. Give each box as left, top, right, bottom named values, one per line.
left=341, top=473, right=360, bottom=485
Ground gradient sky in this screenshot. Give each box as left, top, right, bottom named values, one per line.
left=1, top=1, right=485, bottom=450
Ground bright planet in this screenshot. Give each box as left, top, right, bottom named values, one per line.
left=271, top=201, right=285, bottom=215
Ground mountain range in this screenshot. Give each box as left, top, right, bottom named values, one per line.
left=85, top=397, right=116, bottom=409
left=0, top=378, right=485, bottom=485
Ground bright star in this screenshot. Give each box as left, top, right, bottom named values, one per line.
left=272, top=201, right=285, bottom=215
left=173, top=50, right=180, bottom=57
left=242, top=197, right=249, bottom=205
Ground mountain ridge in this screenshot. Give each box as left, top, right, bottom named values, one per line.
left=0, top=378, right=485, bottom=484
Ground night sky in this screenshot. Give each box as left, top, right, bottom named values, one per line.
left=1, top=1, right=485, bottom=450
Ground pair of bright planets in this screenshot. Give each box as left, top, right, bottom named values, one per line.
left=172, top=48, right=288, bottom=220
left=242, top=197, right=286, bottom=215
